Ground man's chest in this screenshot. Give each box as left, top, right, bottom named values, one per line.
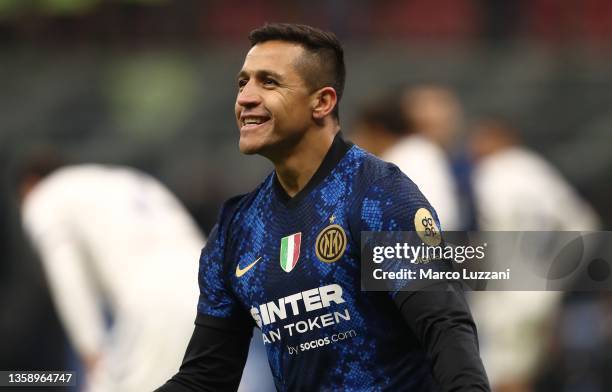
left=226, top=203, right=359, bottom=320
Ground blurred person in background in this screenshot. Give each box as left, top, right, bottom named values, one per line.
left=399, top=83, right=479, bottom=230
left=350, top=92, right=407, bottom=157
left=351, top=90, right=461, bottom=230
left=400, top=84, right=479, bottom=231
left=468, top=118, right=601, bottom=392
left=469, top=118, right=600, bottom=231
left=400, top=84, right=463, bottom=153
left=16, top=150, right=206, bottom=392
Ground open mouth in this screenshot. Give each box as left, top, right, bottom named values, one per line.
left=240, top=116, right=271, bottom=131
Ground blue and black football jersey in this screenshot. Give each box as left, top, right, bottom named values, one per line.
left=197, top=135, right=444, bottom=391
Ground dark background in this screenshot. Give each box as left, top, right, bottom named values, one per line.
left=0, top=1, right=610, bottom=391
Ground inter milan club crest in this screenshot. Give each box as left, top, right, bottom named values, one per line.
left=315, top=218, right=347, bottom=263
left=280, top=232, right=302, bottom=273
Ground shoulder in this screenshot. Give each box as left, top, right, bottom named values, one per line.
left=349, top=145, right=401, bottom=184
left=25, top=164, right=131, bottom=205
left=474, top=147, right=560, bottom=191
left=345, top=147, right=437, bottom=231
left=215, top=172, right=274, bottom=230
left=21, top=165, right=86, bottom=219
left=21, top=166, right=93, bottom=243
left=385, top=134, right=441, bottom=158
left=216, top=193, right=249, bottom=228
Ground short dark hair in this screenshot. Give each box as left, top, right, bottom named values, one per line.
left=13, top=148, right=66, bottom=190
left=249, top=23, right=345, bottom=121
left=357, top=92, right=410, bottom=136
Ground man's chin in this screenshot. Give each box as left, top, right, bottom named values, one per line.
left=238, top=140, right=260, bottom=155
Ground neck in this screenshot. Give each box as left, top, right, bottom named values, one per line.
left=272, top=127, right=338, bottom=197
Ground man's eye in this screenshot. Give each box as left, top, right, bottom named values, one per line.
left=238, top=79, right=248, bottom=88
left=263, top=78, right=277, bottom=86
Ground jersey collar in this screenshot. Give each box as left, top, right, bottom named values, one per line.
left=273, top=132, right=352, bottom=208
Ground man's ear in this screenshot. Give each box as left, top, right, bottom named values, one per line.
left=311, top=87, right=337, bottom=120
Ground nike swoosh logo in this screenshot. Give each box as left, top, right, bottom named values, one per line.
left=235, top=257, right=262, bottom=277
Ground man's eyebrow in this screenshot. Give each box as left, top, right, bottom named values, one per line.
left=236, top=69, right=284, bottom=80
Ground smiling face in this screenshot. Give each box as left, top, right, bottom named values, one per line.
left=235, top=41, right=316, bottom=158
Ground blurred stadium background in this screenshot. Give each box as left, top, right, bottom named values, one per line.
left=0, top=1, right=611, bottom=391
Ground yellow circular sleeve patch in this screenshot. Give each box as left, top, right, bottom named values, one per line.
left=414, top=208, right=442, bottom=246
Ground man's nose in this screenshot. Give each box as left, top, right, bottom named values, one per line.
left=237, top=82, right=262, bottom=108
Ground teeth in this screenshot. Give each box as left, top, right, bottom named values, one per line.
left=243, top=117, right=265, bottom=125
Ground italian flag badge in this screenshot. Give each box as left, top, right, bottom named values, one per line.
left=280, top=232, right=302, bottom=273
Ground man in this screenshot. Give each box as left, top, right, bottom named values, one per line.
left=17, top=153, right=205, bottom=392
left=468, top=118, right=600, bottom=392
left=351, top=91, right=461, bottom=230
left=158, top=23, right=489, bottom=391
left=400, top=85, right=463, bottom=153
left=470, top=118, right=600, bottom=231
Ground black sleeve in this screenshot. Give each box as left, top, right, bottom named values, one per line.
left=154, top=314, right=253, bottom=392
left=394, top=282, right=491, bottom=392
